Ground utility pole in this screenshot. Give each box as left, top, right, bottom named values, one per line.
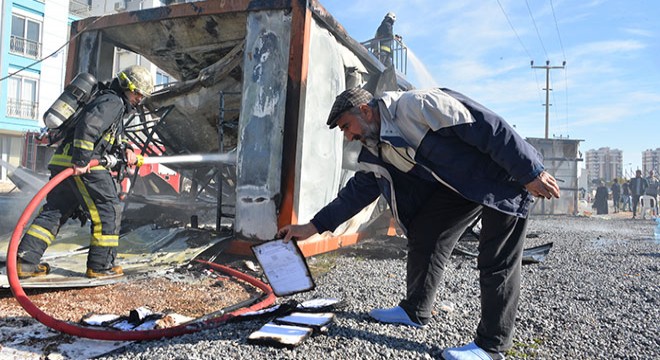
left=531, top=60, right=566, bottom=139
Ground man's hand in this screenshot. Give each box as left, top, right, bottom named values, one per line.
left=124, top=148, right=138, bottom=175
left=72, top=163, right=91, bottom=176
left=125, top=148, right=138, bottom=166
left=277, top=223, right=318, bottom=242
left=525, top=171, right=561, bottom=199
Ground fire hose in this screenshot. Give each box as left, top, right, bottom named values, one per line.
left=6, top=157, right=275, bottom=341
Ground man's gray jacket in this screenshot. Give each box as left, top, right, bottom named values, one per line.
left=311, top=88, right=545, bottom=234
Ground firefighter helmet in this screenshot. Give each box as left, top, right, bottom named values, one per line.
left=116, top=65, right=154, bottom=97
left=385, top=12, right=396, bottom=22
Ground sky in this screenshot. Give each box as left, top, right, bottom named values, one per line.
left=322, top=0, right=660, bottom=174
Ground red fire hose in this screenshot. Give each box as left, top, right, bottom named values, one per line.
left=6, top=159, right=276, bottom=340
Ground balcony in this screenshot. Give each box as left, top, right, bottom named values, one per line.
left=7, top=99, right=39, bottom=120
left=9, top=36, right=42, bottom=59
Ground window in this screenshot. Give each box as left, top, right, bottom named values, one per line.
left=10, top=14, right=42, bottom=58
left=6, top=75, right=39, bottom=120
left=156, top=71, right=171, bottom=89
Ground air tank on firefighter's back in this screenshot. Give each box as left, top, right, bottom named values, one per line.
left=43, top=72, right=97, bottom=129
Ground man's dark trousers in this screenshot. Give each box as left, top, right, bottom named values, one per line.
left=399, top=183, right=527, bottom=353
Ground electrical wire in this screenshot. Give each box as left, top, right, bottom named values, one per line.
left=531, top=65, right=544, bottom=108
left=550, top=0, right=570, bottom=136
left=524, top=0, right=549, bottom=60
left=495, top=0, right=533, bottom=60
left=549, top=0, right=567, bottom=61
left=0, top=14, right=107, bottom=83
left=496, top=0, right=549, bottom=123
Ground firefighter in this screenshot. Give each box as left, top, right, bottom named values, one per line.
left=374, top=12, right=396, bottom=67
left=17, top=65, right=154, bottom=279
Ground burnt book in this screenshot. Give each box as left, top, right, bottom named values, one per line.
left=251, top=239, right=315, bottom=296
left=273, top=312, right=335, bottom=334
left=247, top=322, right=313, bottom=348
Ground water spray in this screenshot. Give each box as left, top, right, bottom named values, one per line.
left=100, top=151, right=237, bottom=169
left=141, top=152, right=237, bottom=165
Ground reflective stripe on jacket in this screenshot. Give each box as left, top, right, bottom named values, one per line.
left=49, top=83, right=130, bottom=168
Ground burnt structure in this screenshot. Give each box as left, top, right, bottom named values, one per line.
left=65, top=0, right=412, bottom=254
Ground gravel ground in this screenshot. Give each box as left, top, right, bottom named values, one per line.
left=94, top=215, right=659, bottom=360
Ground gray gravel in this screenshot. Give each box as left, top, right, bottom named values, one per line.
left=99, top=215, right=660, bottom=359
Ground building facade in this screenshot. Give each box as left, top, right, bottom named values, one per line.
left=584, top=147, right=623, bottom=189
left=0, top=1, right=177, bottom=183
left=642, top=148, right=660, bottom=177
left=0, top=0, right=75, bottom=181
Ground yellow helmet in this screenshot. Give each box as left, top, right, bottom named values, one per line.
left=116, top=65, right=154, bottom=97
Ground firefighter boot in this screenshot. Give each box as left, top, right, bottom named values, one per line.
left=86, top=246, right=123, bottom=279
left=85, top=266, right=124, bottom=279
left=17, top=260, right=51, bottom=279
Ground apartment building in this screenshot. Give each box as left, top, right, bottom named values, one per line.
left=0, top=1, right=179, bottom=182
left=584, top=147, right=623, bottom=189
left=642, top=148, right=660, bottom=176
left=0, top=0, right=74, bottom=180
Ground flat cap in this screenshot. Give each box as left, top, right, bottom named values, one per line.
left=326, top=87, right=374, bottom=129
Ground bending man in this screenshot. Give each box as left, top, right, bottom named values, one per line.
left=278, top=87, right=560, bottom=360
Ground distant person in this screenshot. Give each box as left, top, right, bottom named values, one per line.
left=374, top=12, right=396, bottom=67
left=592, top=180, right=609, bottom=215
left=278, top=87, right=560, bottom=360
left=630, top=170, right=648, bottom=219
left=610, top=178, right=621, bottom=213
left=645, top=170, right=659, bottom=215
left=621, top=181, right=631, bottom=211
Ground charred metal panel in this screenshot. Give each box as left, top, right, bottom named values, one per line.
left=151, top=78, right=242, bottom=156
left=293, top=18, right=379, bottom=239
left=73, top=31, right=98, bottom=76
left=235, top=10, right=291, bottom=240
left=73, top=30, right=114, bottom=81
left=102, top=13, right=247, bottom=81
left=295, top=20, right=349, bottom=224
left=71, top=1, right=292, bottom=81
left=61, top=0, right=414, bottom=244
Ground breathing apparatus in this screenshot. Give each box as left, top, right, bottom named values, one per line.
left=43, top=72, right=98, bottom=130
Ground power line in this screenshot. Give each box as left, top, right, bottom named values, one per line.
left=525, top=0, right=549, bottom=60
left=0, top=15, right=106, bottom=83
left=549, top=0, right=567, bottom=61
left=495, top=0, right=533, bottom=60
left=549, top=0, right=570, bottom=136
left=531, top=66, right=544, bottom=111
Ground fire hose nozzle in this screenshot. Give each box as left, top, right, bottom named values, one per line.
left=135, top=154, right=144, bottom=168
left=99, top=154, right=119, bottom=169
left=99, top=154, right=144, bottom=169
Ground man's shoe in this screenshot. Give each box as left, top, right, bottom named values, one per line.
left=368, top=306, right=425, bottom=328
left=86, top=266, right=124, bottom=279
left=442, top=342, right=505, bottom=360
left=17, top=261, right=51, bottom=279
